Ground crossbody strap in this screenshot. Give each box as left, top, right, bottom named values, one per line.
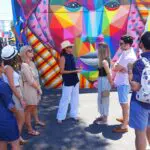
left=141, top=57, right=150, bottom=67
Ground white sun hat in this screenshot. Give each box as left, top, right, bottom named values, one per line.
left=61, top=40, right=74, bottom=50
left=1, top=45, right=18, bottom=60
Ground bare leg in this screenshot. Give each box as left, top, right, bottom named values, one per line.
left=25, top=106, right=33, bottom=132
left=103, top=115, right=108, bottom=121
left=31, top=106, right=39, bottom=122
left=11, top=140, right=20, bottom=150
left=0, top=141, right=7, bottom=150
left=146, top=127, right=150, bottom=145
left=14, top=110, right=25, bottom=142
left=31, top=106, right=45, bottom=126
left=135, top=129, right=147, bottom=150
left=15, top=110, right=25, bottom=134
left=25, top=106, right=40, bottom=136
left=121, top=103, right=129, bottom=129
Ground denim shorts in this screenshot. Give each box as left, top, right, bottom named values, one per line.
left=117, top=85, right=130, bottom=104
left=129, top=100, right=150, bottom=131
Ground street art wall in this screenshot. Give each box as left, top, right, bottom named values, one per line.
left=12, top=0, right=150, bottom=88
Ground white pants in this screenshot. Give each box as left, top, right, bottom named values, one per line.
left=57, top=83, right=79, bottom=121
left=97, top=77, right=111, bottom=116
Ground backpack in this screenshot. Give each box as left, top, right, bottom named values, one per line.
left=136, top=57, right=150, bottom=103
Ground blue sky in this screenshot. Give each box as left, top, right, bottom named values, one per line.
left=0, top=0, right=12, bottom=20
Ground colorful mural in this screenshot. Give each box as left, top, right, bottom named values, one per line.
left=12, top=0, right=150, bottom=88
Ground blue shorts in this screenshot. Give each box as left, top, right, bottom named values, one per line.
left=129, top=100, right=150, bottom=131
left=117, top=85, right=130, bottom=104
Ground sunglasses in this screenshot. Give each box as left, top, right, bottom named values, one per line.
left=120, top=42, right=124, bottom=45
left=67, top=46, right=73, bottom=49
left=27, top=49, right=33, bottom=53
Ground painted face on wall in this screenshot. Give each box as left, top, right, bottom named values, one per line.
left=49, top=0, right=131, bottom=56
left=47, top=0, right=131, bottom=81
left=26, top=0, right=134, bottom=87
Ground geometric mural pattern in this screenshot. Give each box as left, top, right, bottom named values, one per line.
left=26, top=28, right=62, bottom=88
left=12, top=0, right=150, bottom=88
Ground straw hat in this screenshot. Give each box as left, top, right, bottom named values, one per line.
left=61, top=40, right=74, bottom=50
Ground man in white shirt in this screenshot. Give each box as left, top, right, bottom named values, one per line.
left=112, top=35, right=137, bottom=133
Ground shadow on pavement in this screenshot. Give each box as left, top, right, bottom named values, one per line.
left=22, top=91, right=111, bottom=150
left=85, top=123, right=123, bottom=141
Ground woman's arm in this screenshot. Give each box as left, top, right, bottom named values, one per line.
left=59, top=56, right=81, bottom=74
left=103, top=60, right=114, bottom=86
left=5, top=66, right=23, bottom=101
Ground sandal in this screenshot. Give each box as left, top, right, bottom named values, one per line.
left=35, top=121, right=46, bottom=127
left=28, top=130, right=40, bottom=136
left=112, top=126, right=128, bottom=133
left=93, top=117, right=104, bottom=124
left=19, top=139, right=28, bottom=145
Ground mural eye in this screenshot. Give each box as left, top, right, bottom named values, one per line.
left=104, top=1, right=120, bottom=11
left=64, top=1, right=81, bottom=12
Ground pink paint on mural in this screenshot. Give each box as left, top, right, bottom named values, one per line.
left=17, top=0, right=41, bottom=19
left=127, top=4, right=145, bottom=55
left=28, top=0, right=54, bottom=48
left=28, top=13, right=49, bottom=47
left=35, top=0, right=53, bottom=47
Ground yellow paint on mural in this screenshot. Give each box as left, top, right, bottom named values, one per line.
left=54, top=11, right=73, bottom=28
left=90, top=44, right=95, bottom=53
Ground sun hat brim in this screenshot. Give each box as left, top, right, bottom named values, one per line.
left=1, top=49, right=18, bottom=60
left=61, top=44, right=74, bottom=50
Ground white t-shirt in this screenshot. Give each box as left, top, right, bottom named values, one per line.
left=114, top=47, right=137, bottom=86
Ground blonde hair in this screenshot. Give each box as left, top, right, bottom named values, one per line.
left=98, top=42, right=110, bottom=67
left=19, top=45, right=32, bottom=62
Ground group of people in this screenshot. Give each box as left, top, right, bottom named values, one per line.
left=0, top=45, right=45, bottom=150
left=0, top=31, right=149, bottom=150
left=57, top=31, right=150, bottom=150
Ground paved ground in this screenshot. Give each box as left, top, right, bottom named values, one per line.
left=21, top=89, right=135, bottom=150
